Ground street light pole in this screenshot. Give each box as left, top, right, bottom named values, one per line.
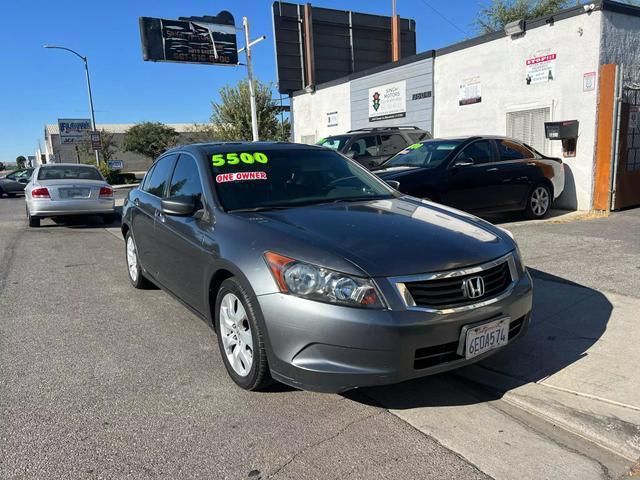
left=44, top=45, right=100, bottom=166
left=239, top=18, right=266, bottom=142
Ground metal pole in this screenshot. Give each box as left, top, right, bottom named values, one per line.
left=83, top=57, right=100, bottom=166
left=243, top=17, right=259, bottom=142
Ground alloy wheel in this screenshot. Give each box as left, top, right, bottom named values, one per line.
left=219, top=293, right=254, bottom=377
left=126, top=236, right=139, bottom=283
left=530, top=186, right=550, bottom=217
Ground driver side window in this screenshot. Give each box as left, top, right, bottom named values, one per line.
left=454, top=140, right=493, bottom=165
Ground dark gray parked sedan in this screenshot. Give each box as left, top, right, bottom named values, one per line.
left=121, top=142, right=532, bottom=393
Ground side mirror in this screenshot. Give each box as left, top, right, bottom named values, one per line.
left=386, top=180, right=400, bottom=190
left=161, top=196, right=196, bottom=216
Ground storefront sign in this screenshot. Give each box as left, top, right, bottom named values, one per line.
left=526, top=53, right=556, bottom=85
left=583, top=71, right=596, bottom=91
left=369, top=81, right=406, bottom=122
left=107, top=160, right=124, bottom=170
left=411, top=91, right=431, bottom=101
left=58, top=118, right=92, bottom=144
left=459, top=77, right=482, bottom=106
left=326, top=111, right=338, bottom=127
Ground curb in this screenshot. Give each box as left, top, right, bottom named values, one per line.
left=455, top=365, right=640, bottom=461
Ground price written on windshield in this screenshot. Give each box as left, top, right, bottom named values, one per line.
left=212, top=152, right=269, bottom=167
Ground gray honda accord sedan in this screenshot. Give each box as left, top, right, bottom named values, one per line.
left=121, top=142, right=532, bottom=393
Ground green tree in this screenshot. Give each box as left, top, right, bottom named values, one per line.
left=123, top=122, right=179, bottom=165
left=476, top=0, right=576, bottom=33
left=16, top=156, right=27, bottom=169
left=83, top=129, right=118, bottom=164
left=211, top=80, right=290, bottom=142
left=182, top=123, right=222, bottom=144
left=0, top=161, right=5, bottom=171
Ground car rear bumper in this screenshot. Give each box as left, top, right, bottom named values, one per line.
left=258, top=270, right=533, bottom=393
left=27, top=198, right=115, bottom=216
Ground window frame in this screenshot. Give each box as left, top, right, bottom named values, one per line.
left=141, top=153, right=178, bottom=198
left=167, top=153, right=206, bottom=208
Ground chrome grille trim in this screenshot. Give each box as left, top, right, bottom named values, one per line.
left=390, top=252, right=518, bottom=314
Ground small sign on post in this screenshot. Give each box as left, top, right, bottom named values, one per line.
left=90, top=131, right=102, bottom=151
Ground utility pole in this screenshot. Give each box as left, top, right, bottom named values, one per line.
left=44, top=45, right=100, bottom=166
left=239, top=17, right=266, bottom=142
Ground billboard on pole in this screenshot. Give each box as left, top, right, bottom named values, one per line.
left=139, top=11, right=238, bottom=66
left=57, top=119, right=92, bottom=144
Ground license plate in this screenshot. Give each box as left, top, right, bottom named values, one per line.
left=461, top=318, right=509, bottom=359
left=62, top=188, right=90, bottom=199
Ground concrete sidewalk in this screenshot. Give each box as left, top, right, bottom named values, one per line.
left=459, top=271, right=640, bottom=461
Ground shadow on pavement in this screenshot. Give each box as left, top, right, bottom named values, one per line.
left=347, top=268, right=612, bottom=409
left=36, top=206, right=123, bottom=229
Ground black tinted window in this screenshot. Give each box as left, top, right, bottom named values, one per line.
left=408, top=132, right=428, bottom=142
left=384, top=140, right=462, bottom=168
left=497, top=139, right=535, bottom=161
left=379, top=134, right=407, bottom=155
left=347, top=136, right=378, bottom=159
left=38, top=166, right=102, bottom=180
left=169, top=156, right=203, bottom=206
left=456, top=140, right=493, bottom=164
left=144, top=155, right=176, bottom=197
left=210, top=148, right=393, bottom=211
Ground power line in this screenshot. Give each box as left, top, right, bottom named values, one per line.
left=417, top=0, right=469, bottom=37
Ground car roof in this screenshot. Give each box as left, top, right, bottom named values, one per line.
left=168, top=141, right=327, bottom=156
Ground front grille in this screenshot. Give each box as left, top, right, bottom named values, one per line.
left=413, top=314, right=527, bottom=370
left=404, top=259, right=512, bottom=310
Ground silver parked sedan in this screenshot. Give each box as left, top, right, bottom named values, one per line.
left=25, top=164, right=116, bottom=227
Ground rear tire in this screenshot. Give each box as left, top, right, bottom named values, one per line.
left=125, top=231, right=151, bottom=289
left=0, top=187, right=4, bottom=197
left=214, top=278, right=271, bottom=391
left=7, top=192, right=16, bottom=198
left=525, top=184, right=551, bottom=219
left=27, top=208, right=40, bottom=227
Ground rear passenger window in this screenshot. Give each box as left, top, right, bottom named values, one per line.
left=169, top=155, right=204, bottom=208
left=497, top=140, right=535, bottom=160
left=408, top=132, right=428, bottom=142
left=348, top=136, right=378, bottom=159
left=143, top=155, right=176, bottom=197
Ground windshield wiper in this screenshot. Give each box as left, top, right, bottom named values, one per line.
left=228, top=205, right=292, bottom=213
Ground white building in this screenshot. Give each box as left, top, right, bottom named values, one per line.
left=290, top=0, right=640, bottom=211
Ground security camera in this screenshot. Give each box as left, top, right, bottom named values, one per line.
left=583, top=3, right=595, bottom=12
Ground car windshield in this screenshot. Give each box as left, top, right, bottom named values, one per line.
left=382, top=140, right=463, bottom=168
left=316, top=136, right=350, bottom=151
left=38, top=166, right=102, bottom=181
left=209, top=148, right=395, bottom=212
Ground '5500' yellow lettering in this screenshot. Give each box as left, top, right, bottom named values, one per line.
left=211, top=152, right=268, bottom=167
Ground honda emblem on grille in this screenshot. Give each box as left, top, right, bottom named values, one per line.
left=462, top=276, right=485, bottom=299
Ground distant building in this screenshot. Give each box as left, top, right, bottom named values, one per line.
left=43, top=123, right=212, bottom=172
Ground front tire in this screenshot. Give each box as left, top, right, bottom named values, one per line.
left=125, top=231, right=151, bottom=289
left=214, top=278, right=271, bottom=391
left=525, top=184, right=551, bottom=219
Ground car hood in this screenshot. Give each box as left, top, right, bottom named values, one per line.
left=237, top=197, right=513, bottom=277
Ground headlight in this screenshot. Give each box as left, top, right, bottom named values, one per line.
left=264, top=252, right=384, bottom=309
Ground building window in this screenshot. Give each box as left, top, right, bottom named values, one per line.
left=506, top=107, right=550, bottom=155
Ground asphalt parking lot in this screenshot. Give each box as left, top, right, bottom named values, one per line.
left=1, top=192, right=639, bottom=479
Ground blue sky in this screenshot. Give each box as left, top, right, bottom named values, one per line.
left=0, top=0, right=482, bottom=163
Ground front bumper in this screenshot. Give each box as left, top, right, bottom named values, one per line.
left=258, top=270, right=533, bottom=393
left=27, top=198, right=115, bottom=217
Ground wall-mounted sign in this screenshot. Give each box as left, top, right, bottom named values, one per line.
left=108, top=160, right=124, bottom=170
left=57, top=119, right=92, bottom=144
left=139, top=12, right=238, bottom=66
left=583, top=71, right=596, bottom=91
left=326, top=111, right=338, bottom=127
left=526, top=53, right=556, bottom=85
left=369, top=81, right=406, bottom=122
left=412, top=91, right=432, bottom=101
left=459, top=77, right=482, bottom=106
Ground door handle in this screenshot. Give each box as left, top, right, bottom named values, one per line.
left=486, top=168, right=499, bottom=172
left=134, top=198, right=140, bottom=206
left=527, top=162, right=537, bottom=166
left=155, top=210, right=166, bottom=223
